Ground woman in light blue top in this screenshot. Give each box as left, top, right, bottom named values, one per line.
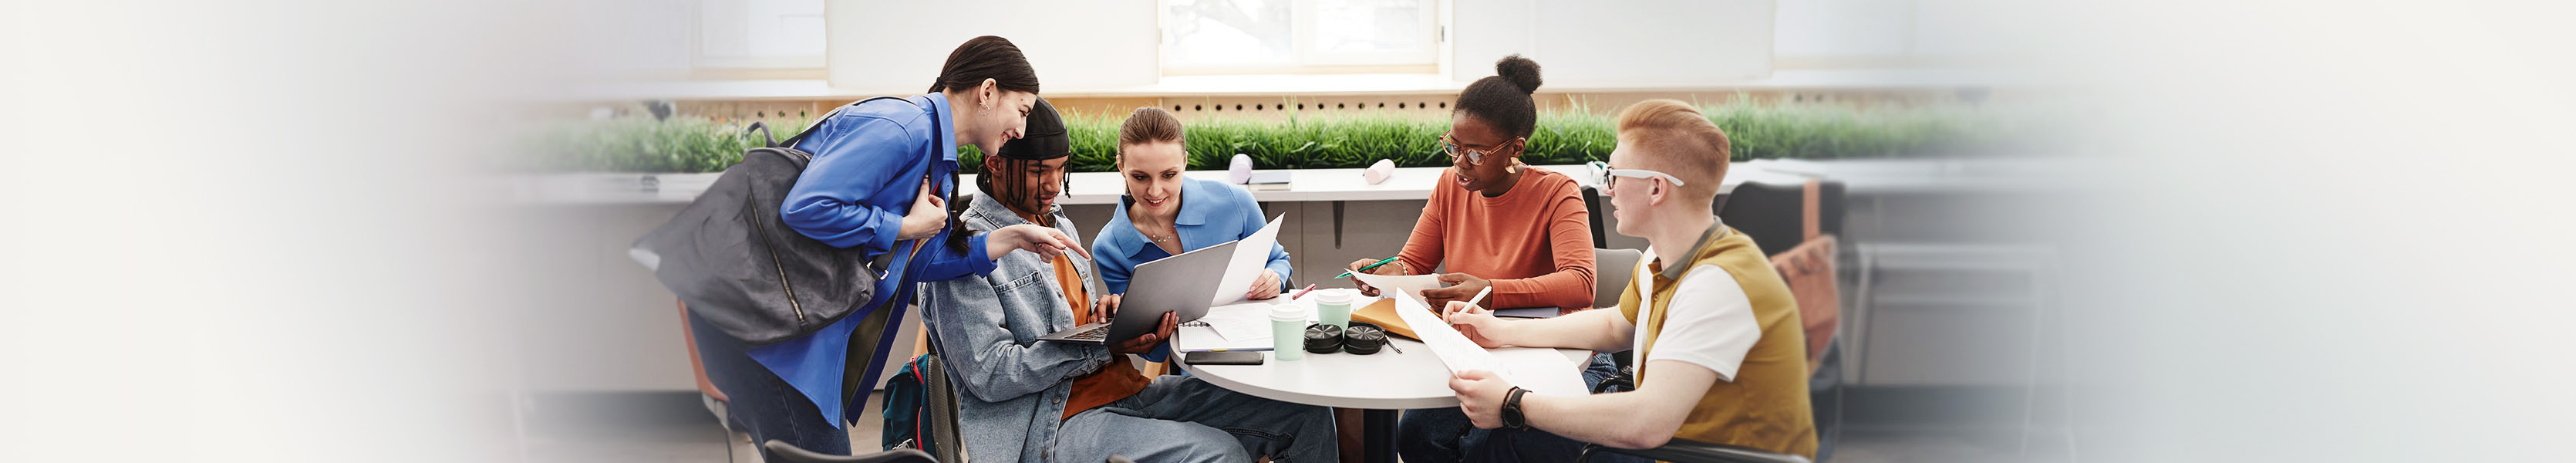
left=1091, top=107, right=1293, bottom=360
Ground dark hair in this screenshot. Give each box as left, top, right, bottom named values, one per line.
left=1455, top=54, right=1543, bottom=139
left=929, top=35, right=1040, bottom=95
left=932, top=36, right=1042, bottom=251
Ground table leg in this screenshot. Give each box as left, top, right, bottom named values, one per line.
left=1363, top=408, right=1399, bottom=463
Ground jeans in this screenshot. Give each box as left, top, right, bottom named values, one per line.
left=687, top=311, right=850, bottom=459
left=1397, top=353, right=1646, bottom=463
left=1047, top=376, right=1339, bottom=463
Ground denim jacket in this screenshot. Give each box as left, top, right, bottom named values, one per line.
left=920, top=193, right=1116, bottom=463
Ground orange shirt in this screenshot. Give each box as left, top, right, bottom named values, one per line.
left=1027, top=214, right=1150, bottom=421
left=1396, top=167, right=1598, bottom=312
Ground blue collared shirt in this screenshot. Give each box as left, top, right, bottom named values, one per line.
left=750, top=93, right=997, bottom=428
left=1090, top=177, right=1294, bottom=361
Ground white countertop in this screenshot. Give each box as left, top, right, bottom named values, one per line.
left=512, top=161, right=1849, bottom=206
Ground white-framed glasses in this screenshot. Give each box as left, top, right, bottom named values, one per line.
left=1587, top=161, right=1687, bottom=191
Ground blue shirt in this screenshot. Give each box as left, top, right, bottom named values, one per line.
left=750, top=93, right=998, bottom=428
left=1090, top=177, right=1295, bottom=361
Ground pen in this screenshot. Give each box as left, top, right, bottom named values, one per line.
left=1336, top=256, right=1401, bottom=279
left=1452, top=286, right=1495, bottom=316
left=1290, top=283, right=1320, bottom=299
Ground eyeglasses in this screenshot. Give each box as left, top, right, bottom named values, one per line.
left=1440, top=132, right=1516, bottom=166
left=1586, top=161, right=1688, bottom=191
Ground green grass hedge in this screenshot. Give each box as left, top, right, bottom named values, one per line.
left=524, top=100, right=2019, bottom=174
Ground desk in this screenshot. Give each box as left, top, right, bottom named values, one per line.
left=1173, top=296, right=1591, bottom=463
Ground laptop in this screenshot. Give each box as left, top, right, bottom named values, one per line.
left=1037, top=240, right=1238, bottom=345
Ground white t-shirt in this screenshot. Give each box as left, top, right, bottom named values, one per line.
left=1631, top=259, right=1763, bottom=382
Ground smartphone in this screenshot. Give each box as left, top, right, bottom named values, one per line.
left=1184, top=351, right=1265, bottom=366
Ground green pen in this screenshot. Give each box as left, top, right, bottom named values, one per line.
left=1337, top=256, right=1402, bottom=279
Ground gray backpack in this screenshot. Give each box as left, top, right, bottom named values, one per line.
left=632, top=97, right=929, bottom=345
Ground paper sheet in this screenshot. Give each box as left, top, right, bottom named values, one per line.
left=1350, top=272, right=1448, bottom=302
left=1387, top=292, right=1587, bottom=396
left=1198, top=301, right=1284, bottom=341
left=1175, top=299, right=1304, bottom=352
left=1209, top=215, right=1288, bottom=306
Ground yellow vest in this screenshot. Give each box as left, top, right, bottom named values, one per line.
left=1618, top=225, right=1818, bottom=458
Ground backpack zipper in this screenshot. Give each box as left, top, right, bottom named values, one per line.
left=749, top=193, right=807, bottom=324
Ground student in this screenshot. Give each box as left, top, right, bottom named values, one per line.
left=922, top=100, right=1338, bottom=463
left=1091, top=106, right=1294, bottom=362
left=1345, top=55, right=1596, bottom=313
left=686, top=35, right=1087, bottom=458
left=1435, top=100, right=1819, bottom=461
left=1340, top=55, right=1612, bottom=463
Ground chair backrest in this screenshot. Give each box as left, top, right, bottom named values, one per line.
left=1581, top=185, right=1608, bottom=246
left=1590, top=248, right=1644, bottom=309
left=921, top=340, right=966, bottom=462
left=1715, top=181, right=1845, bottom=256
left=760, top=441, right=936, bottom=463
left=676, top=301, right=730, bottom=403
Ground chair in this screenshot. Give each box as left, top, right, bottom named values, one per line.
left=675, top=301, right=735, bottom=429
left=916, top=343, right=966, bottom=463
left=760, top=441, right=936, bottom=463
left=1591, top=248, right=1643, bottom=309
left=1576, top=438, right=1812, bottom=463
left=1582, top=184, right=1609, bottom=246
left=1715, top=181, right=1846, bottom=257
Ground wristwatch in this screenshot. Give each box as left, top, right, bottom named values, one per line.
left=1500, top=387, right=1532, bottom=430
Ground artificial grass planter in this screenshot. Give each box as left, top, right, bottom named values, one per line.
left=528, top=100, right=2017, bottom=174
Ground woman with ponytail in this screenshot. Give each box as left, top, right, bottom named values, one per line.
left=686, top=35, right=1089, bottom=459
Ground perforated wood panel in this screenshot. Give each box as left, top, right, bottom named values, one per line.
left=1150, top=95, right=1459, bottom=123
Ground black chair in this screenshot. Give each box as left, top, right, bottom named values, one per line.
left=1577, top=438, right=1813, bottom=463
left=761, top=441, right=936, bottom=463
left=1715, top=181, right=1846, bottom=256
left=1582, top=184, right=1609, bottom=245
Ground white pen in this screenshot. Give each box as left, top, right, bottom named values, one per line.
left=1453, top=286, right=1494, bottom=316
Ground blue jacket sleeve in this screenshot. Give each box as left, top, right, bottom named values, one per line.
left=780, top=119, right=916, bottom=255
left=912, top=232, right=996, bottom=282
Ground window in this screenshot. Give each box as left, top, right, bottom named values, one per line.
left=1163, top=0, right=1440, bottom=74
left=697, top=0, right=825, bottom=69
left=1772, top=0, right=2020, bottom=69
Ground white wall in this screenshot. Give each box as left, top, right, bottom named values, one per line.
left=824, top=0, right=1160, bottom=92
left=1450, top=0, right=1775, bottom=86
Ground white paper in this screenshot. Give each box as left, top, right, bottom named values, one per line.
left=1209, top=215, right=1288, bottom=306
left=1175, top=299, right=1303, bottom=352
left=1199, top=301, right=1285, bottom=341
left=1388, top=291, right=1588, bottom=396
left=1350, top=272, right=1448, bottom=302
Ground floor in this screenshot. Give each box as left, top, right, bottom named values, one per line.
left=516, top=391, right=2073, bottom=463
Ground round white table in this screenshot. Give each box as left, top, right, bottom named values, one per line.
left=1173, top=296, right=1593, bottom=463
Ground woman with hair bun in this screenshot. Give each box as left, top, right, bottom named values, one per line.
left=1343, top=54, right=1625, bottom=463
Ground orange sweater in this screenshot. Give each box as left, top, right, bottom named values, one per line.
left=1397, top=167, right=1597, bottom=312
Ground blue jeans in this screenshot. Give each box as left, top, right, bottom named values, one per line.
left=1397, top=353, right=1646, bottom=463
left=687, top=311, right=850, bottom=459
left=1048, top=376, right=1339, bottom=463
